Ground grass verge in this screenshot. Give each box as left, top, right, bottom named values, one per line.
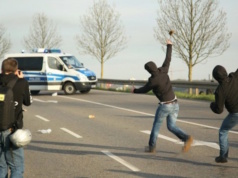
left=95, top=87, right=215, bottom=102
left=175, top=91, right=214, bottom=102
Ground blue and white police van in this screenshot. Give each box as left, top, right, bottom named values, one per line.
left=4, top=49, right=97, bottom=95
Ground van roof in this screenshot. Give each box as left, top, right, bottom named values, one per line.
left=4, top=53, right=72, bottom=58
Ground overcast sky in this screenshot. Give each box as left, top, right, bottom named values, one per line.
left=0, top=0, right=237, bottom=80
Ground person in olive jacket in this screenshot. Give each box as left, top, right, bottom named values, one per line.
left=132, top=39, right=193, bottom=153
left=210, top=65, right=238, bottom=163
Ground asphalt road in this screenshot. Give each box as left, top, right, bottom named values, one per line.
left=22, top=90, right=238, bottom=178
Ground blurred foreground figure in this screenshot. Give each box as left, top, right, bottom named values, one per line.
left=0, top=58, right=32, bottom=177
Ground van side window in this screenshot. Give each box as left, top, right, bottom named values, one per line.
left=14, top=57, right=43, bottom=71
left=48, top=57, right=61, bottom=70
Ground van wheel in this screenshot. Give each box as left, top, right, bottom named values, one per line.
left=31, top=90, right=40, bottom=95
left=64, top=82, right=76, bottom=95
left=80, top=89, right=91, bottom=94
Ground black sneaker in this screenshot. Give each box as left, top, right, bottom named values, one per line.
left=145, top=146, right=156, bottom=153
left=215, top=156, right=228, bottom=163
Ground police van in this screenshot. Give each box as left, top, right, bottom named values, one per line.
left=4, top=49, right=97, bottom=95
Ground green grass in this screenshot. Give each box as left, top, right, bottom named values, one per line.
left=175, top=91, right=215, bottom=102
left=95, top=87, right=215, bottom=102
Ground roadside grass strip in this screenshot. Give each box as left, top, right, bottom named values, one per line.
left=101, top=150, right=140, bottom=172
left=35, top=115, right=50, bottom=122
left=60, top=128, right=82, bottom=138
left=140, top=130, right=219, bottom=150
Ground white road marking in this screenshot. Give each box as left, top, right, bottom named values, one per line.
left=33, top=98, right=58, bottom=103
left=58, top=96, right=154, bottom=116
left=60, top=128, right=82, bottom=138
left=52, top=92, right=58, bottom=96
left=192, top=140, right=219, bottom=149
left=58, top=96, right=238, bottom=135
left=141, top=130, right=219, bottom=150
left=47, top=100, right=58, bottom=103
left=101, top=150, right=140, bottom=172
left=35, top=115, right=50, bottom=122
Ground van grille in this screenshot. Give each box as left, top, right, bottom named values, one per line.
left=87, top=76, right=96, bottom=80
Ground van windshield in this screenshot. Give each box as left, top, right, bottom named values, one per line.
left=60, top=56, right=83, bottom=69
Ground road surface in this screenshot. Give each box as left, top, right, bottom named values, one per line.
left=22, top=90, right=238, bottom=178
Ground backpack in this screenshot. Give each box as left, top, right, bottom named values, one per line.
left=0, top=78, right=17, bottom=131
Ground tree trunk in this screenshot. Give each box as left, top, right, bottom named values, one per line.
left=188, top=63, right=192, bottom=82
left=100, top=60, right=104, bottom=78
left=188, top=63, right=193, bottom=94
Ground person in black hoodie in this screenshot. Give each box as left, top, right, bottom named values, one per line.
left=133, top=40, right=193, bottom=153
left=210, top=65, right=238, bottom=163
left=0, top=58, right=32, bottom=177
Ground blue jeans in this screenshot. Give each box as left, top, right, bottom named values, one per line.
left=0, top=129, right=24, bottom=178
left=219, top=112, right=238, bottom=158
left=149, top=102, right=189, bottom=147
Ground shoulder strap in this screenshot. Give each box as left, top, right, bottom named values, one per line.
left=7, top=78, right=18, bottom=89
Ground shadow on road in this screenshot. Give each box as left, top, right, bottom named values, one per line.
left=26, top=140, right=238, bottom=169
left=107, top=169, right=186, bottom=178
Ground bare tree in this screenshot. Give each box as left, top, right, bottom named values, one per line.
left=154, top=0, right=231, bottom=81
left=76, top=0, right=127, bottom=78
left=23, top=13, right=62, bottom=51
left=0, top=25, right=11, bottom=59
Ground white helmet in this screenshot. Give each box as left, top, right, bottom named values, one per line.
left=10, top=129, right=32, bottom=147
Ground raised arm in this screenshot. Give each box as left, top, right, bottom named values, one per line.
left=161, top=40, right=172, bottom=73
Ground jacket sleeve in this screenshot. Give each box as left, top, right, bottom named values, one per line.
left=133, top=80, right=153, bottom=94
left=23, top=80, right=32, bottom=106
left=210, top=86, right=224, bottom=114
left=160, top=44, right=172, bottom=73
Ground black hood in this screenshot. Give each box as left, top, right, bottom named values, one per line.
left=212, top=65, right=228, bottom=83
left=144, top=61, right=157, bottom=74
left=0, top=73, right=18, bottom=86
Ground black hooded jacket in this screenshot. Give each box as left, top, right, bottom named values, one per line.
left=133, top=44, right=175, bottom=102
left=0, top=73, right=32, bottom=129
left=210, top=65, right=238, bottom=114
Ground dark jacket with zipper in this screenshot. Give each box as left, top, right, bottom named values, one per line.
left=133, top=44, right=175, bottom=102
left=0, top=73, right=32, bottom=129
left=210, top=65, right=238, bottom=114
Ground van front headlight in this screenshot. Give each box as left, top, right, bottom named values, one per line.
left=77, top=74, right=88, bottom=81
